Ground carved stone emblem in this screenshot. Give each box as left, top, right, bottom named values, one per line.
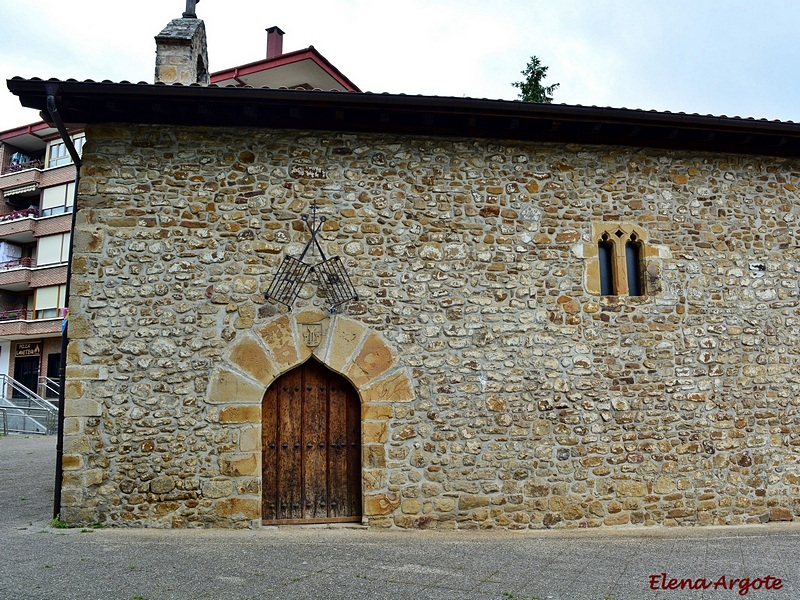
left=302, top=323, right=322, bottom=348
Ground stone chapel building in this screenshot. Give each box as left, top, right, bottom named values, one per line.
left=7, top=11, right=800, bottom=529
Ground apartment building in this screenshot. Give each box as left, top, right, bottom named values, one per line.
left=0, top=121, right=79, bottom=402
left=0, top=24, right=356, bottom=424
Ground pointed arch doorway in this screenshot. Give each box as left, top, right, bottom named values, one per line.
left=262, top=359, right=362, bottom=524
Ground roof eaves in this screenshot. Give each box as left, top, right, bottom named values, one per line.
left=7, top=78, right=800, bottom=157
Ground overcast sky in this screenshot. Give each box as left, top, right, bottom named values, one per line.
left=1, top=0, right=799, bottom=132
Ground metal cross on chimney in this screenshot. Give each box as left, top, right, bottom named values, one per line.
left=265, top=201, right=358, bottom=312
left=183, top=0, right=199, bottom=18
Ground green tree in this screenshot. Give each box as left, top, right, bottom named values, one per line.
left=513, top=55, right=560, bottom=103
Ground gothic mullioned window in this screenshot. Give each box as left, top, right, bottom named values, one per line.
left=576, top=224, right=656, bottom=297
left=595, top=227, right=644, bottom=296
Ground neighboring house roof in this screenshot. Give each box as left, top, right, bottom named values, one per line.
left=0, top=121, right=61, bottom=153
left=8, top=78, right=800, bottom=158
left=210, top=46, right=360, bottom=92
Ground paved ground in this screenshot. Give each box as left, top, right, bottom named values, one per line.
left=0, top=434, right=798, bottom=600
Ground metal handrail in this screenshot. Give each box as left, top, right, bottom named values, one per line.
left=0, top=374, right=57, bottom=415
left=39, top=376, right=61, bottom=399
left=0, top=406, right=52, bottom=434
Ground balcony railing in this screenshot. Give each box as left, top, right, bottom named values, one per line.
left=0, top=258, right=34, bottom=271
left=0, top=308, right=31, bottom=321
left=0, top=207, right=38, bottom=222
left=0, top=307, right=66, bottom=322
left=1, top=160, right=44, bottom=175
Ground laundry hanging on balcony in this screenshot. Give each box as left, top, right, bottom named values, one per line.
left=265, top=203, right=358, bottom=312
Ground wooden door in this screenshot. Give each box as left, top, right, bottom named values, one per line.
left=262, top=360, right=361, bottom=524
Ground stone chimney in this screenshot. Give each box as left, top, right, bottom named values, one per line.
left=154, top=6, right=209, bottom=85
left=266, top=26, right=285, bottom=59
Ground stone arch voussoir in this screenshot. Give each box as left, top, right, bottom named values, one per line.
left=204, top=310, right=414, bottom=523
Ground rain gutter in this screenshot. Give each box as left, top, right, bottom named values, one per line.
left=46, top=83, right=82, bottom=520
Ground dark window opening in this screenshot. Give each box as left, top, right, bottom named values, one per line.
left=598, top=236, right=615, bottom=296
left=46, top=353, right=61, bottom=398
left=626, top=237, right=643, bottom=296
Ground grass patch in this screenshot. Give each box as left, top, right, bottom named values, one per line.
left=49, top=515, right=70, bottom=529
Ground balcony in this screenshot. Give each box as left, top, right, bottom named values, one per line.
left=1, top=159, right=44, bottom=175
left=0, top=261, right=68, bottom=292
left=0, top=209, right=72, bottom=245
left=0, top=163, right=75, bottom=196
left=0, top=208, right=36, bottom=241
left=0, top=258, right=34, bottom=270
left=0, top=165, right=43, bottom=194
left=0, top=309, right=64, bottom=340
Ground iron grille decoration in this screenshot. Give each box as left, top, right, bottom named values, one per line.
left=265, top=203, right=358, bottom=312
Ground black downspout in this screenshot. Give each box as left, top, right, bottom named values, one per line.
left=46, top=84, right=81, bottom=519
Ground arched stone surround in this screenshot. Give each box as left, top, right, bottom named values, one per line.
left=205, top=310, right=414, bottom=525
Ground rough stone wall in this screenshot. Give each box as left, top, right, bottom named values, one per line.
left=64, top=123, right=800, bottom=529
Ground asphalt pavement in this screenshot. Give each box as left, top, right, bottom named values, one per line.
left=0, top=433, right=797, bottom=600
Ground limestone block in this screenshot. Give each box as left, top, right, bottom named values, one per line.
left=67, top=315, right=92, bottom=339
left=362, top=403, right=393, bottom=420
left=60, top=487, right=84, bottom=507
left=62, top=434, right=91, bottom=455
left=256, top=316, right=299, bottom=369
left=61, top=454, right=83, bottom=470
left=362, top=469, right=386, bottom=491
left=363, top=444, right=386, bottom=468
left=67, top=340, right=80, bottom=364
left=66, top=365, right=108, bottom=380
left=346, top=333, right=396, bottom=387
left=73, top=228, right=104, bottom=253
left=361, top=370, right=414, bottom=403
left=214, top=498, right=260, bottom=520
left=80, top=469, right=104, bottom=487
left=157, top=65, right=178, bottom=82
left=63, top=417, right=83, bottom=435
left=364, top=493, right=400, bottom=516
left=64, top=381, right=85, bottom=401
left=239, top=426, right=261, bottom=452
left=61, top=507, right=98, bottom=526
left=202, top=480, right=234, bottom=499
left=219, top=405, right=261, bottom=424
left=362, top=421, right=388, bottom=444
left=219, top=453, right=260, bottom=477
left=207, top=367, right=265, bottom=405
left=229, top=337, right=279, bottom=385
left=324, top=318, right=367, bottom=373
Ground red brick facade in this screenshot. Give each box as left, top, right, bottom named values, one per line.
left=0, top=265, right=67, bottom=289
